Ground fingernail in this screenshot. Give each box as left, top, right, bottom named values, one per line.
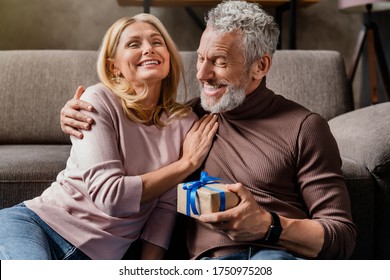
left=87, top=106, right=92, bottom=111
left=87, top=118, right=93, bottom=123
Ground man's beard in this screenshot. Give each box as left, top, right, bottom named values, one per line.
left=200, top=82, right=247, bottom=114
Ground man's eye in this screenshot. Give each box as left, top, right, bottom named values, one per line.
left=197, top=56, right=204, bottom=63
left=214, top=59, right=227, bottom=67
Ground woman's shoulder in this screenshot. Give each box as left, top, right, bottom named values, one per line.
left=81, top=83, right=120, bottom=108
left=81, top=83, right=112, bottom=101
left=78, top=84, right=124, bottom=121
left=168, top=109, right=198, bottom=132
left=185, top=110, right=198, bottom=123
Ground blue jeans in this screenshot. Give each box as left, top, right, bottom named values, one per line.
left=201, top=247, right=304, bottom=260
left=0, top=203, right=90, bottom=260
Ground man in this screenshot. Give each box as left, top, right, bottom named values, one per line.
left=60, top=0, right=356, bottom=259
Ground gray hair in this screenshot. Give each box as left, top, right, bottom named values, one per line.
left=205, top=0, right=280, bottom=67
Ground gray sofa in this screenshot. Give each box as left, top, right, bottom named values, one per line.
left=0, top=50, right=389, bottom=259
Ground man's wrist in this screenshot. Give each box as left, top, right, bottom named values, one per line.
left=264, top=212, right=283, bottom=244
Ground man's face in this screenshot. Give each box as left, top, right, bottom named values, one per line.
left=196, top=27, right=250, bottom=113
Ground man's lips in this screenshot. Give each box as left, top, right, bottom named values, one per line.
left=203, top=83, right=226, bottom=97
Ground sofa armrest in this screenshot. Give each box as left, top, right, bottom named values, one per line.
left=328, top=102, right=390, bottom=178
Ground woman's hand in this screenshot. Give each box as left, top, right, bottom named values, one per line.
left=139, top=114, right=218, bottom=203
left=60, top=86, right=95, bottom=139
left=181, top=114, right=219, bottom=170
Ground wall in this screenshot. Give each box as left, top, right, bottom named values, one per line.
left=1, top=0, right=389, bottom=108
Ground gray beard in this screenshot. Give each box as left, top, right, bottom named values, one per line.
left=200, top=84, right=246, bottom=113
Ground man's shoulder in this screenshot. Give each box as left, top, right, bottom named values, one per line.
left=274, top=94, right=316, bottom=119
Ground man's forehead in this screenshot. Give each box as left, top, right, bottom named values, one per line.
left=198, top=27, right=242, bottom=54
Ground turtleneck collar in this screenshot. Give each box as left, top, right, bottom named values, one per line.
left=192, top=77, right=276, bottom=120
left=222, top=77, right=275, bottom=120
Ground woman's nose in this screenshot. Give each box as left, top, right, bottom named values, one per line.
left=143, top=42, right=154, bottom=55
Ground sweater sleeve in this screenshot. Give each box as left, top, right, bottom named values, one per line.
left=68, top=85, right=143, bottom=217
left=140, top=187, right=177, bottom=250
left=296, top=113, right=357, bottom=259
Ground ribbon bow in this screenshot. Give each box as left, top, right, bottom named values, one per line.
left=182, top=171, right=226, bottom=216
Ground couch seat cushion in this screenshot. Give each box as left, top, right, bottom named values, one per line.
left=0, top=145, right=70, bottom=208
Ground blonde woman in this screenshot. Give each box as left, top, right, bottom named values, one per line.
left=0, top=14, right=218, bottom=260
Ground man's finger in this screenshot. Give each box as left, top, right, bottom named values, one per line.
left=65, top=117, right=91, bottom=130
left=63, top=126, right=83, bottom=139
left=74, top=86, right=85, bottom=99
left=199, top=207, right=235, bottom=224
left=226, top=183, right=251, bottom=200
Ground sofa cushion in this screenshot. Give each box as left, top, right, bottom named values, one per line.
left=328, top=102, right=390, bottom=178
left=267, top=50, right=353, bottom=120
left=178, top=50, right=353, bottom=121
left=341, top=158, right=375, bottom=259
left=0, top=50, right=99, bottom=144
left=0, top=145, right=70, bottom=208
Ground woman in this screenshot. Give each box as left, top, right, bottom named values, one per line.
left=0, top=14, right=218, bottom=260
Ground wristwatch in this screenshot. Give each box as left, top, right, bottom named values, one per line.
left=264, top=212, right=282, bottom=244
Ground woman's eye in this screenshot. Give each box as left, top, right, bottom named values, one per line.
left=128, top=42, right=140, bottom=48
left=152, top=41, right=163, bottom=46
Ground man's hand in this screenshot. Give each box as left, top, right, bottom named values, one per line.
left=60, top=86, right=95, bottom=139
left=199, top=183, right=325, bottom=258
left=198, top=183, right=272, bottom=242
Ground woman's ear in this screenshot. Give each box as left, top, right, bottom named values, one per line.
left=250, top=53, right=272, bottom=81
left=107, top=58, right=121, bottom=76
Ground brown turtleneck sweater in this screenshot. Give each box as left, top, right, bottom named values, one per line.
left=187, top=79, right=356, bottom=259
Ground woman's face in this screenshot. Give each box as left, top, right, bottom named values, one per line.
left=111, top=21, right=170, bottom=90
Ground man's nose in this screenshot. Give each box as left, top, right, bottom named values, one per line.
left=196, top=61, right=214, bottom=81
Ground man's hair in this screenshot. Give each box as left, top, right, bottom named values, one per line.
left=206, top=0, right=280, bottom=67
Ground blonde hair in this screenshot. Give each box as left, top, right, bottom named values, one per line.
left=97, top=13, right=191, bottom=127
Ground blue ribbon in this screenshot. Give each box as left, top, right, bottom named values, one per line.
left=182, top=171, right=226, bottom=216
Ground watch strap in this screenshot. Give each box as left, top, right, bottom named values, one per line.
left=264, top=211, right=282, bottom=244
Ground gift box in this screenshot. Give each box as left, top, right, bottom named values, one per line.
left=177, top=172, right=240, bottom=218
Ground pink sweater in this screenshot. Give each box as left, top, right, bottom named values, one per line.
left=26, top=83, right=197, bottom=259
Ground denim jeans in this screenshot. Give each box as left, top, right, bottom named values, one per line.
left=0, top=203, right=90, bottom=260
left=201, top=247, right=304, bottom=260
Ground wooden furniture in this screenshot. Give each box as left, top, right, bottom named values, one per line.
left=116, top=0, right=319, bottom=49
left=339, top=0, right=390, bottom=104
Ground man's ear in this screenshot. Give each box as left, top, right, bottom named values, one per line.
left=250, top=53, right=272, bottom=81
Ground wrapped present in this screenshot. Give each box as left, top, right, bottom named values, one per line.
left=177, top=171, right=240, bottom=218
